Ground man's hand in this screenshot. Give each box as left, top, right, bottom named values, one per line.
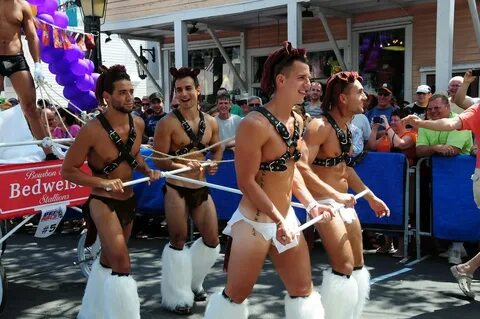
left=464, top=70, right=477, bottom=84
left=206, top=161, right=218, bottom=175
left=332, top=192, right=356, bottom=208
left=101, top=178, right=124, bottom=193
left=402, top=114, right=422, bottom=127
left=33, top=62, right=44, bottom=83
left=367, top=195, right=390, bottom=218
left=308, top=203, right=335, bottom=223
left=434, top=145, right=458, bottom=157
left=146, top=169, right=162, bottom=183
left=276, top=220, right=294, bottom=244
left=184, top=160, right=203, bottom=172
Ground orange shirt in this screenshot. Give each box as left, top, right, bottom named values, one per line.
left=376, top=130, right=417, bottom=165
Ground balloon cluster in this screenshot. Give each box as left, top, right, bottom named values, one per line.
left=28, top=0, right=99, bottom=112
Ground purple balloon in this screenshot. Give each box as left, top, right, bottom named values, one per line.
left=91, top=72, right=100, bottom=87
left=71, top=59, right=89, bottom=76
left=53, top=11, right=69, bottom=29
left=37, top=0, right=58, bottom=15
left=63, top=85, right=82, bottom=100
left=56, top=72, right=76, bottom=86
left=64, top=45, right=84, bottom=63
left=70, top=91, right=97, bottom=112
left=40, top=46, right=64, bottom=63
left=37, top=13, right=54, bottom=25
left=85, top=59, right=94, bottom=74
left=76, top=74, right=95, bottom=92
left=48, top=59, right=70, bottom=75
left=27, top=0, right=45, bottom=5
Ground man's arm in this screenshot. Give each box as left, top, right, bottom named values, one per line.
left=61, top=124, right=113, bottom=189
left=132, top=117, right=158, bottom=178
left=152, top=116, right=187, bottom=171
left=454, top=70, right=477, bottom=110
left=22, top=1, right=40, bottom=63
left=403, top=114, right=462, bottom=131
left=205, top=115, right=224, bottom=175
left=346, top=167, right=390, bottom=217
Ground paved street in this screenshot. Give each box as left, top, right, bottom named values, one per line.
left=0, top=229, right=479, bottom=318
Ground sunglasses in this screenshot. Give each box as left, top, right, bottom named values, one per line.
left=171, top=104, right=179, bottom=109
left=248, top=103, right=261, bottom=107
left=378, top=92, right=391, bottom=97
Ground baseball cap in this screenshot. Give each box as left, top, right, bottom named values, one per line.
left=416, top=85, right=431, bottom=94
left=378, top=83, right=393, bottom=95
left=8, top=98, right=19, bottom=106
left=148, top=92, right=163, bottom=102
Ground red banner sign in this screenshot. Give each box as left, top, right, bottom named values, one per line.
left=0, top=160, right=91, bottom=220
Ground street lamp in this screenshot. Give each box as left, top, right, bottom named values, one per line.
left=78, top=0, right=107, bottom=72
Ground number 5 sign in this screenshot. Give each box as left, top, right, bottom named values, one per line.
left=34, top=205, right=66, bottom=238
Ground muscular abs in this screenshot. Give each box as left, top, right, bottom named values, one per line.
left=0, top=0, right=26, bottom=55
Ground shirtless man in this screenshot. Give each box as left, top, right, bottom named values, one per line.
left=204, top=42, right=334, bottom=319
left=153, top=67, right=223, bottom=315
left=0, top=0, right=54, bottom=158
left=298, top=71, right=390, bottom=319
left=62, top=65, right=160, bottom=319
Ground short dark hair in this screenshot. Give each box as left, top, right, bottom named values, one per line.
left=216, top=94, right=231, bottom=102
left=261, top=41, right=308, bottom=97
left=95, top=65, right=131, bottom=103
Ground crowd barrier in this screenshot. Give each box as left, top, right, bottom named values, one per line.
left=431, top=155, right=480, bottom=241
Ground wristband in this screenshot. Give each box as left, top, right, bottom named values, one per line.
left=306, top=201, right=319, bottom=215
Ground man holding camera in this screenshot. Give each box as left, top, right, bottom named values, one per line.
left=366, top=83, right=396, bottom=124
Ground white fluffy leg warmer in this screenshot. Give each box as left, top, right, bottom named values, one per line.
left=352, top=267, right=370, bottom=319
left=103, top=274, right=140, bottom=319
left=160, top=244, right=194, bottom=310
left=77, top=258, right=110, bottom=319
left=204, top=291, right=249, bottom=319
left=285, top=290, right=324, bottom=319
left=190, top=238, right=220, bottom=294
left=320, top=269, right=358, bottom=319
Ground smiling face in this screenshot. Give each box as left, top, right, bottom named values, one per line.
left=174, top=76, right=201, bottom=110
left=427, top=97, right=450, bottom=120
left=216, top=97, right=231, bottom=117
left=377, top=90, right=392, bottom=108
left=276, top=60, right=311, bottom=105
left=341, top=79, right=367, bottom=116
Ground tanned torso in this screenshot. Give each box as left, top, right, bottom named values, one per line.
left=162, top=110, right=216, bottom=187
left=87, top=116, right=144, bottom=199
left=0, top=0, right=27, bottom=55
left=239, top=111, right=302, bottom=222
left=310, top=117, right=350, bottom=197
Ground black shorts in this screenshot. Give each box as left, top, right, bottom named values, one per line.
left=82, top=194, right=136, bottom=247
left=162, top=182, right=210, bottom=211
left=0, top=54, right=30, bottom=77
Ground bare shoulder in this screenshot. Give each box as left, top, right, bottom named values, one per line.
left=133, top=114, right=145, bottom=129
left=238, top=111, right=269, bottom=138
left=19, top=0, right=32, bottom=16
left=304, top=116, right=330, bottom=144
left=203, top=112, right=219, bottom=129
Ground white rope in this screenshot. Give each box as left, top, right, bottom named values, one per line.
left=39, top=81, right=87, bottom=122
left=38, top=82, right=87, bottom=125
left=0, top=137, right=75, bottom=148
left=105, top=162, right=212, bottom=191
left=145, top=136, right=234, bottom=161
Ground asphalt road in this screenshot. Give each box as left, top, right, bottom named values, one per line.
left=0, top=228, right=479, bottom=319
